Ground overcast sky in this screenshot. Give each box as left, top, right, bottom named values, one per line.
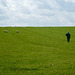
left=0, top=0, right=75, bottom=27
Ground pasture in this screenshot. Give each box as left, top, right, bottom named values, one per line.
left=0, top=27, right=75, bottom=75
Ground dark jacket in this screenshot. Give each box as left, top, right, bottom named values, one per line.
left=66, top=32, right=70, bottom=39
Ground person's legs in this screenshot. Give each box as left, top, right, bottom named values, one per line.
left=67, top=38, right=70, bottom=42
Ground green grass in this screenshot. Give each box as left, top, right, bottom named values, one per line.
left=0, top=27, right=75, bottom=75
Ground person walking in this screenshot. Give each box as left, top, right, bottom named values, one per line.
left=66, top=31, right=71, bottom=42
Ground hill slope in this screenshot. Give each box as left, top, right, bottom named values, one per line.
left=0, top=27, right=75, bottom=75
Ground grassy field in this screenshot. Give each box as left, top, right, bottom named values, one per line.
left=0, top=27, right=75, bottom=75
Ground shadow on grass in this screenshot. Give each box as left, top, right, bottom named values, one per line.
left=3, top=67, right=39, bottom=71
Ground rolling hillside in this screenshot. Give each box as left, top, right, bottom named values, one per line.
left=0, top=27, right=75, bottom=75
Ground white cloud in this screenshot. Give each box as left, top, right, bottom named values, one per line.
left=64, top=0, right=75, bottom=2
left=0, top=0, right=75, bottom=27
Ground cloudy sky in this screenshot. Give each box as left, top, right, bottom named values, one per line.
left=0, top=0, right=75, bottom=27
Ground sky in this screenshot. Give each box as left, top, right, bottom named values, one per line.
left=0, top=0, right=75, bottom=27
